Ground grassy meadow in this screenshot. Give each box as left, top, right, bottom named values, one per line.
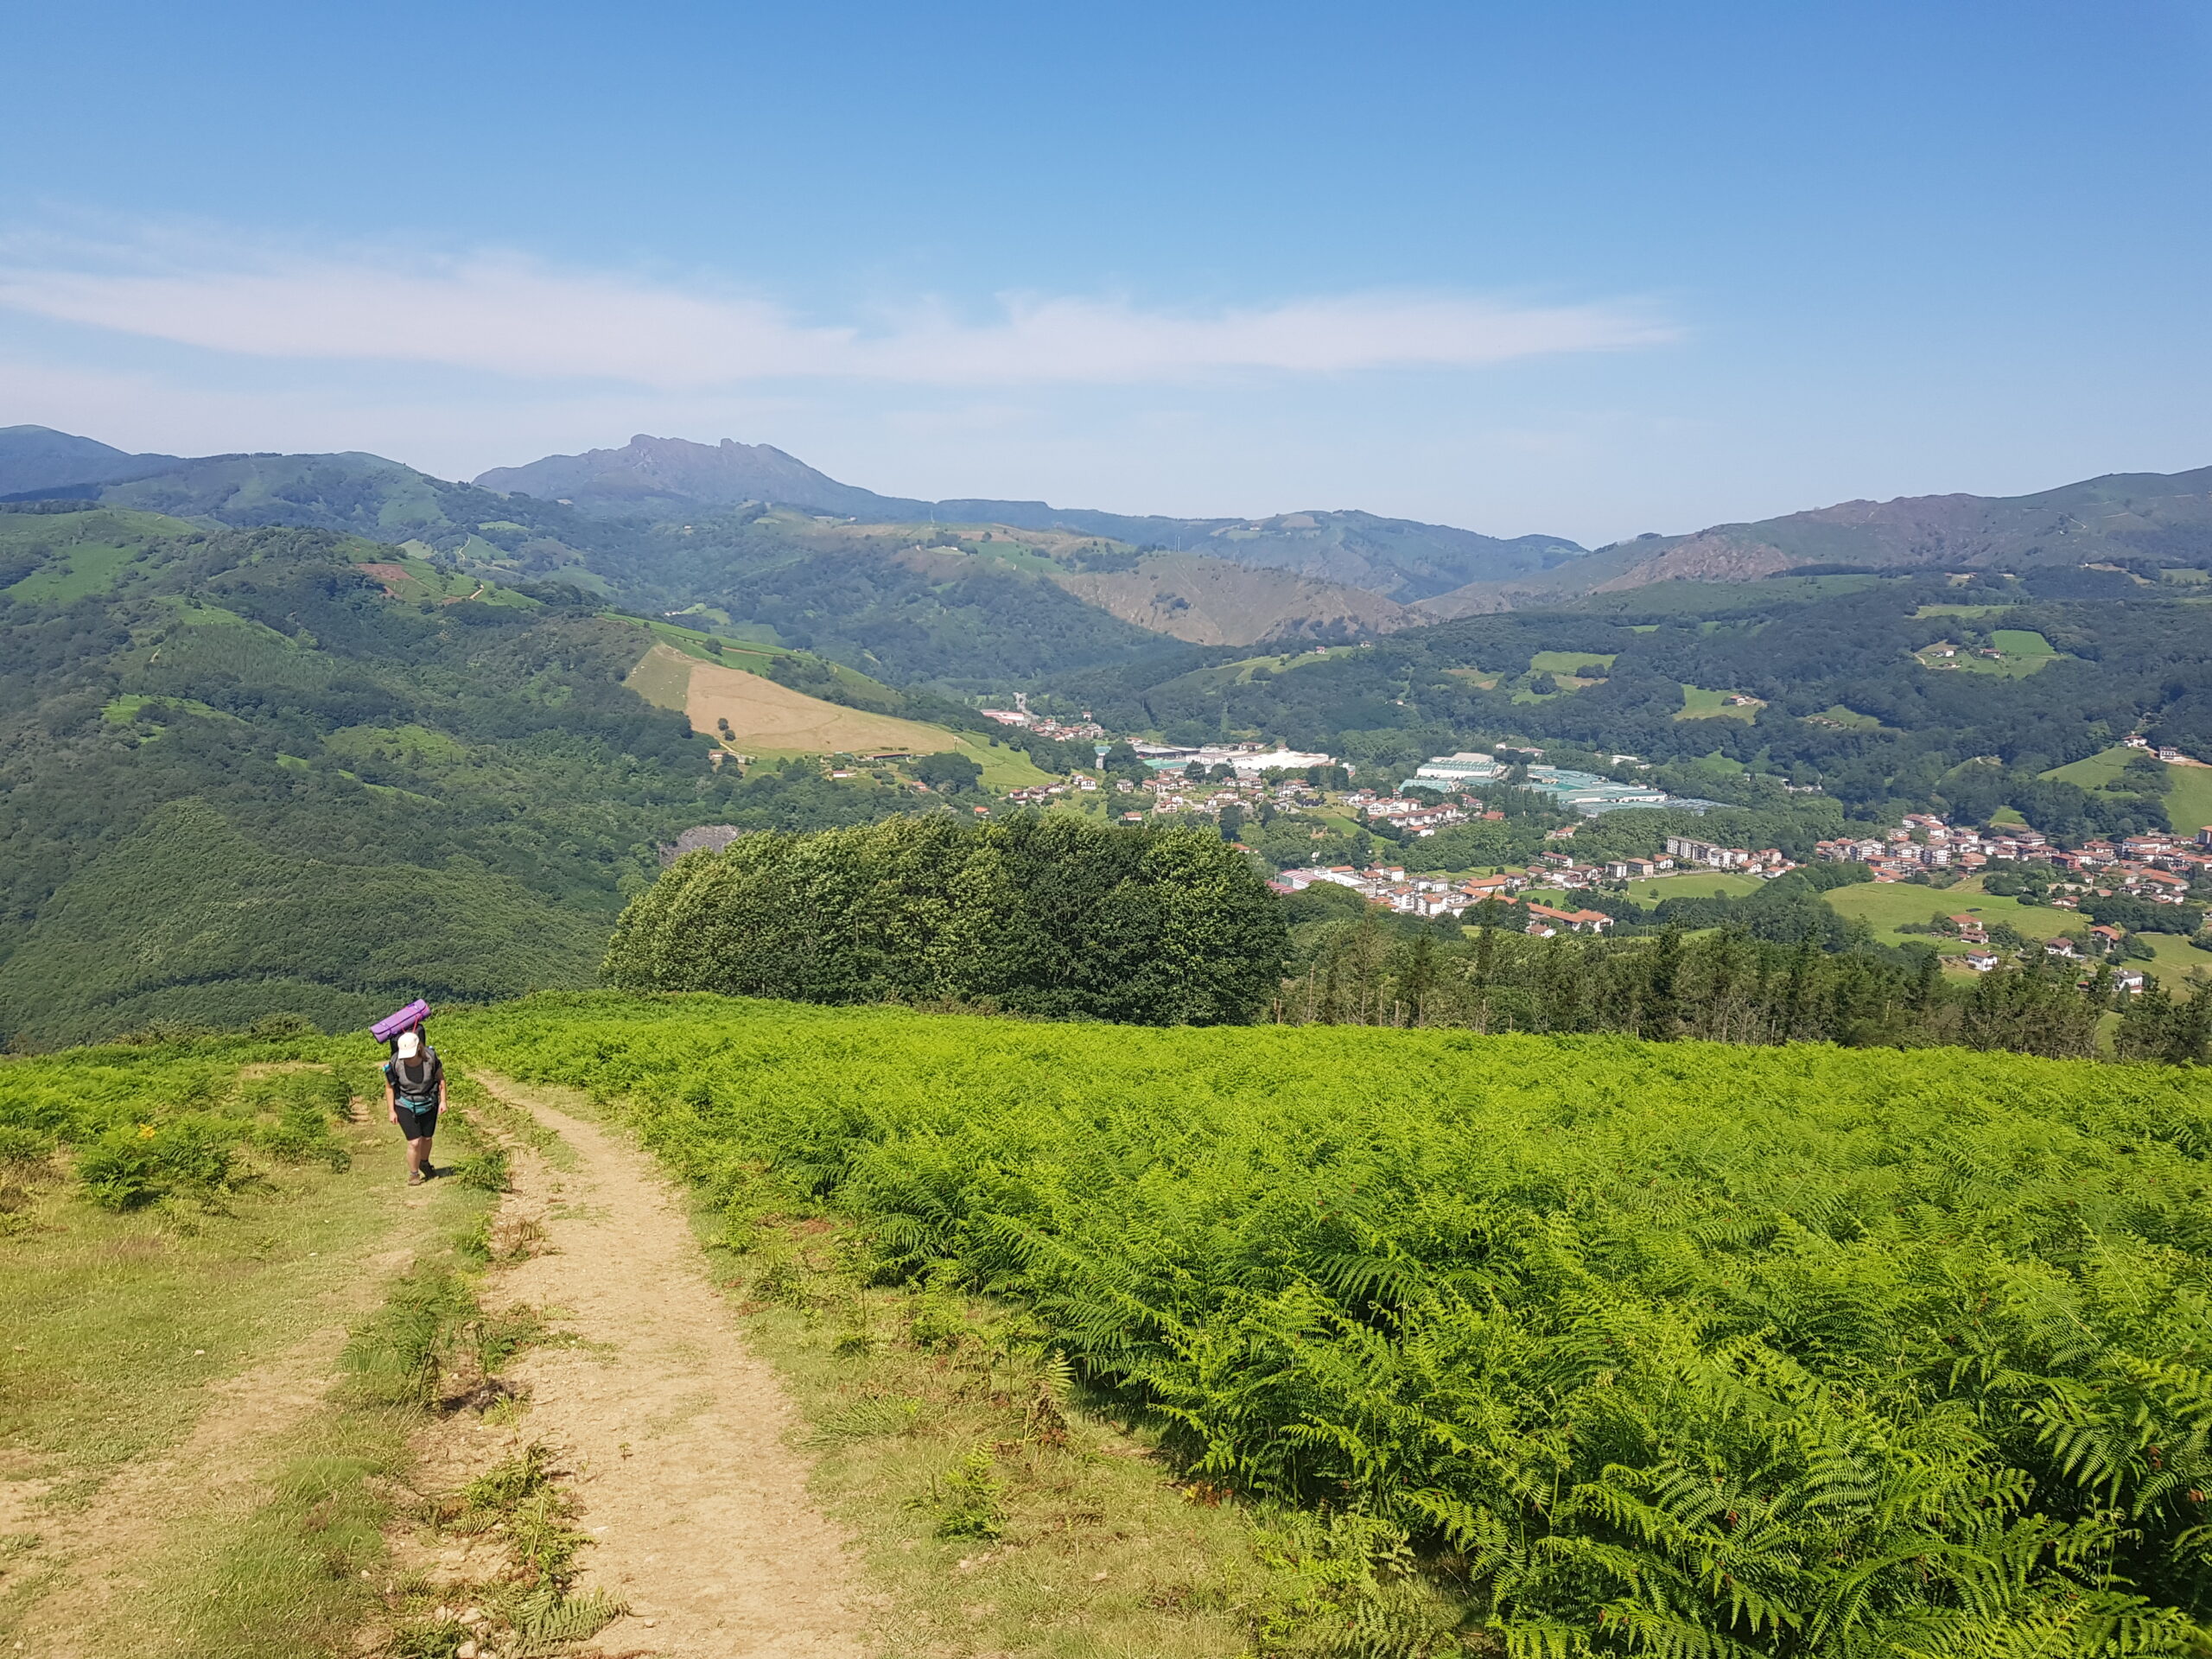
left=447, top=990, right=2212, bottom=1653
left=1620, top=869, right=1767, bottom=902
left=1821, top=875, right=2075, bottom=950
left=2045, top=744, right=2212, bottom=835
left=0, top=1027, right=499, bottom=1656
left=1675, top=684, right=1760, bottom=719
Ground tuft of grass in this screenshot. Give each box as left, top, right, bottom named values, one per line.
left=412, top=1440, right=626, bottom=1651
left=915, top=1447, right=1007, bottom=1540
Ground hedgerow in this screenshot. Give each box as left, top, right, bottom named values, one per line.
left=452, top=991, right=2212, bottom=1654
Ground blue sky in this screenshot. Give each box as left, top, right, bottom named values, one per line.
left=3, top=0, right=2207, bottom=543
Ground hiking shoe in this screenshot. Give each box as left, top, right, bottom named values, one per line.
left=407, top=1171, right=426, bottom=1186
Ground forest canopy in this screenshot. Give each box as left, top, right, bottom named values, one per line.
left=602, top=815, right=1287, bottom=1024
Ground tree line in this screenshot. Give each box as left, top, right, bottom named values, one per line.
left=1274, top=893, right=2212, bottom=1062
left=603, top=815, right=1287, bottom=1025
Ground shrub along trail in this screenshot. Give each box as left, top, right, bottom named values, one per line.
left=470, top=1074, right=868, bottom=1658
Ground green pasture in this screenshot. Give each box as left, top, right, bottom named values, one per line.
left=1821, top=878, right=2074, bottom=948
left=2044, top=745, right=2212, bottom=834
left=951, top=733, right=1052, bottom=789
left=1676, top=684, right=1759, bottom=720
left=1935, top=627, right=2060, bottom=677
left=1622, top=870, right=1766, bottom=902
left=1529, top=650, right=1616, bottom=674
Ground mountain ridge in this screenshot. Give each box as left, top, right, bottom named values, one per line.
left=471, top=432, right=1588, bottom=601
left=9, top=425, right=2211, bottom=656
left=1419, top=463, right=2212, bottom=615
left=0, top=423, right=185, bottom=497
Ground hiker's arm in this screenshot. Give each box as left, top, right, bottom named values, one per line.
left=385, top=1076, right=397, bottom=1124
left=437, top=1072, right=448, bottom=1111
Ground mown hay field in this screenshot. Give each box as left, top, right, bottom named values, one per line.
left=623, top=643, right=959, bottom=758
left=449, top=990, right=2212, bottom=1653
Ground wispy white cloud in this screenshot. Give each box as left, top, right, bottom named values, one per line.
left=0, top=229, right=1677, bottom=389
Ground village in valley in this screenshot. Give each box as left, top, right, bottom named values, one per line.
left=964, top=709, right=2212, bottom=984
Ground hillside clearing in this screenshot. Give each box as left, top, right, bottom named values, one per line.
left=626, top=642, right=960, bottom=758
left=2044, top=743, right=2212, bottom=834
left=1676, top=683, right=1760, bottom=719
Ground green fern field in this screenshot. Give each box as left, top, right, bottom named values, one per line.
left=449, top=992, right=2212, bottom=1653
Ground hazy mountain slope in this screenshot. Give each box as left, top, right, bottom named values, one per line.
left=0, top=424, right=181, bottom=497
left=1049, top=550, right=1414, bottom=645
left=471, top=435, right=1588, bottom=600
left=1175, top=510, right=1584, bottom=601
left=577, top=511, right=1179, bottom=683
left=475, top=434, right=923, bottom=519
left=1419, top=463, right=2212, bottom=614
left=100, top=450, right=479, bottom=537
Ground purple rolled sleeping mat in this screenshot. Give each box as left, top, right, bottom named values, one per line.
left=371, top=999, right=430, bottom=1046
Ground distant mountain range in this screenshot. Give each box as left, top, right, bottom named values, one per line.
left=5, top=423, right=2209, bottom=664
left=0, top=424, right=182, bottom=496
left=476, top=434, right=1586, bottom=601
left=1421, top=465, right=2212, bottom=614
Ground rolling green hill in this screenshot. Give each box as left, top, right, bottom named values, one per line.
left=0, top=510, right=973, bottom=1048
left=1424, top=462, right=2212, bottom=612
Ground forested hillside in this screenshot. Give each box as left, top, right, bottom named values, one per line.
left=1049, top=575, right=2212, bottom=835
left=0, top=506, right=949, bottom=1046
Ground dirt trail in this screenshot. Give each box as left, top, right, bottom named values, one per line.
left=10, top=1306, right=393, bottom=1652
left=474, top=1076, right=868, bottom=1658
left=8, top=1110, right=425, bottom=1655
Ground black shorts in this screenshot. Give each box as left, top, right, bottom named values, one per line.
left=394, top=1101, right=439, bottom=1140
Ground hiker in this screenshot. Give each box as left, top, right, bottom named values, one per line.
left=384, top=1028, right=446, bottom=1185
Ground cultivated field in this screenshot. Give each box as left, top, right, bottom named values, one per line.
left=625, top=642, right=960, bottom=757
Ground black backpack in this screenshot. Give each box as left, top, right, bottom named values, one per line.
left=389, top=1049, right=442, bottom=1103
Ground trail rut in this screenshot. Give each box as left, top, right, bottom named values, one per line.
left=473, top=1077, right=868, bottom=1658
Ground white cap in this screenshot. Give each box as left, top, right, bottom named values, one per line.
left=396, top=1030, right=422, bottom=1059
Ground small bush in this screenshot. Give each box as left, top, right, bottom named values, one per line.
left=248, top=1012, right=317, bottom=1038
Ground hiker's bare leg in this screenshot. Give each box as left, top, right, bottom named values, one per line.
left=408, top=1135, right=434, bottom=1179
